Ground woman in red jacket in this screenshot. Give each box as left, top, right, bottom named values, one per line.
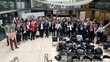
left=30, top=22, right=37, bottom=41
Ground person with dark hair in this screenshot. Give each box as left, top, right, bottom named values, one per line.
left=30, top=22, right=37, bottom=40
left=39, top=22, right=44, bottom=38
left=16, top=27, right=22, bottom=45
left=51, top=22, right=56, bottom=36
left=68, top=22, right=73, bottom=37
left=95, top=23, right=110, bottom=43
left=55, top=22, right=61, bottom=36
left=26, top=22, right=31, bottom=39
left=44, top=21, right=49, bottom=37
left=0, top=23, right=10, bottom=46
left=22, top=27, right=27, bottom=41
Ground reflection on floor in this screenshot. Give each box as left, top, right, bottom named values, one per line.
left=0, top=36, right=110, bottom=62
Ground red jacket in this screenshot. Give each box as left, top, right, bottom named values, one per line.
left=30, top=24, right=37, bottom=32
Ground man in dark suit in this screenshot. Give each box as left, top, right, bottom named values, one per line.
left=39, top=22, right=44, bottom=38
left=44, top=22, right=49, bottom=37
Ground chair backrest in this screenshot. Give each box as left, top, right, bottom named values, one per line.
left=72, top=55, right=80, bottom=60
left=77, top=47, right=85, bottom=55
left=103, top=55, right=110, bottom=59
left=82, top=55, right=92, bottom=61
left=55, top=54, right=62, bottom=61
left=93, top=56, right=102, bottom=60
left=94, top=48, right=103, bottom=55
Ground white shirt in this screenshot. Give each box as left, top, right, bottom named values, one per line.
left=56, top=24, right=61, bottom=29
left=40, top=24, right=43, bottom=29
left=27, top=25, right=30, bottom=29
left=96, top=27, right=104, bottom=33
left=68, top=25, right=73, bottom=30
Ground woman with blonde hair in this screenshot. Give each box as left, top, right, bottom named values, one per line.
left=8, top=29, right=19, bottom=51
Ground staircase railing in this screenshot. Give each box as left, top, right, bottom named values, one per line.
left=10, top=57, right=19, bottom=62
left=44, top=53, right=52, bottom=62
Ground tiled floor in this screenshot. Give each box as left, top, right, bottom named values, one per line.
left=0, top=36, right=110, bottom=62
left=0, top=36, right=58, bottom=62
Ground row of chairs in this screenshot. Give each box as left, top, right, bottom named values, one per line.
left=55, top=53, right=110, bottom=62
left=55, top=35, right=103, bottom=62
left=68, top=55, right=110, bottom=62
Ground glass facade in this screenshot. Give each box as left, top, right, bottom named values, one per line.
left=0, top=0, right=31, bottom=11
left=35, top=3, right=81, bottom=9
left=93, top=2, right=110, bottom=11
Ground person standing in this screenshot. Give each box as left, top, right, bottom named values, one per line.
left=22, top=27, right=27, bottom=41
left=95, top=22, right=110, bottom=43
left=8, top=29, right=19, bottom=51
left=16, top=27, right=22, bottom=45
left=95, top=23, right=110, bottom=35
left=39, top=22, right=44, bottom=38
left=30, top=22, right=36, bottom=40
left=68, top=22, right=73, bottom=37
left=55, top=22, right=61, bottom=36
left=26, top=22, right=31, bottom=39
left=44, top=22, right=49, bottom=37
left=0, top=23, right=10, bottom=46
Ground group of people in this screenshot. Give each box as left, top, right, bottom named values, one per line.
left=0, top=16, right=110, bottom=51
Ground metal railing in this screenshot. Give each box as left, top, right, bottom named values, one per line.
left=10, top=57, right=19, bottom=62
left=44, top=53, right=52, bottom=62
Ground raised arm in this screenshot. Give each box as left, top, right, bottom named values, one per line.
left=103, top=22, right=110, bottom=29
left=0, top=25, right=5, bottom=29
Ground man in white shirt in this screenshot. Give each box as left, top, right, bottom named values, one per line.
left=55, top=22, right=61, bottom=36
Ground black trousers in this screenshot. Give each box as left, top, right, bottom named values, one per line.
left=31, top=31, right=36, bottom=40
left=6, top=36, right=9, bottom=46
left=89, top=31, right=95, bottom=41
left=57, top=29, right=60, bottom=36
left=16, top=34, right=21, bottom=43
left=68, top=30, right=73, bottom=37
left=45, top=29, right=49, bottom=37
left=22, top=33, right=27, bottom=41
left=52, top=28, right=56, bottom=36
left=39, top=29, right=44, bottom=37
left=27, top=30, right=30, bottom=39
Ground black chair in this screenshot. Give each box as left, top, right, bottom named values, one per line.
left=81, top=55, right=92, bottom=62
left=71, top=55, right=80, bottom=62
left=86, top=49, right=94, bottom=57
left=66, top=40, right=72, bottom=44
left=67, top=47, right=77, bottom=56
left=103, top=55, right=110, bottom=58
left=94, top=47, right=103, bottom=57
left=70, top=35, right=76, bottom=42
left=92, top=55, right=102, bottom=62
left=77, top=47, right=85, bottom=56
left=103, top=55, right=110, bottom=61
left=103, top=41, right=110, bottom=49
left=55, top=54, right=62, bottom=61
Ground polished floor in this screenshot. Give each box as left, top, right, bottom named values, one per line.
left=0, top=36, right=110, bottom=62
left=0, top=36, right=57, bottom=62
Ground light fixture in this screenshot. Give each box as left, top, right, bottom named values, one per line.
left=36, top=0, right=93, bottom=6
